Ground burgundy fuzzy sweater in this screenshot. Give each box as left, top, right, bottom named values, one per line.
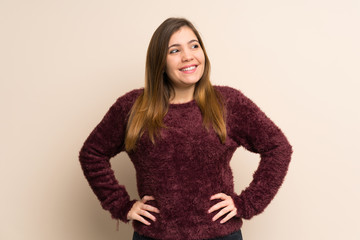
left=79, top=85, right=292, bottom=240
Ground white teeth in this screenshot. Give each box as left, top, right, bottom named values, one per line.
left=181, top=66, right=196, bottom=71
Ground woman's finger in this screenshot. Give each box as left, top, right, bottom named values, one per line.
left=127, top=196, right=160, bottom=225
left=212, top=205, right=233, bottom=222
left=208, top=199, right=228, bottom=213
left=142, top=195, right=155, bottom=202
left=208, top=193, right=233, bottom=213
left=143, top=203, right=160, bottom=213
left=219, top=209, right=237, bottom=224
left=208, top=193, right=237, bottom=223
left=210, top=192, right=228, bottom=200
left=139, top=209, right=157, bottom=222
left=133, top=214, right=151, bottom=225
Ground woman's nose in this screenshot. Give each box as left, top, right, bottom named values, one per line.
left=181, top=49, right=193, bottom=62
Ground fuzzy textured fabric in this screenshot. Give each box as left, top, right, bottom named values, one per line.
left=79, top=85, right=293, bottom=240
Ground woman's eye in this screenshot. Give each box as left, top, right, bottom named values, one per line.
left=170, top=49, right=179, bottom=54
left=192, top=44, right=199, bottom=49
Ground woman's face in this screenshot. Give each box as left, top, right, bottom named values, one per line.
left=165, top=26, right=205, bottom=91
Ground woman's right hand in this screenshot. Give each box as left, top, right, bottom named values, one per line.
left=127, top=195, right=160, bottom=225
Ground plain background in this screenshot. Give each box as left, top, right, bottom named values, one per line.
left=1, top=0, right=359, bottom=239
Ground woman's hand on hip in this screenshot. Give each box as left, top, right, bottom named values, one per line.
left=208, top=193, right=237, bottom=224
left=127, top=195, right=160, bottom=225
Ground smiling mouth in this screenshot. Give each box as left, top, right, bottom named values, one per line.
left=180, top=65, right=197, bottom=71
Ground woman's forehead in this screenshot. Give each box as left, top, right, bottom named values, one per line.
left=168, top=26, right=198, bottom=46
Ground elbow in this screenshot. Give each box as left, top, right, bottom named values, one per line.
left=276, top=134, right=293, bottom=171
left=78, top=144, right=88, bottom=163
left=282, top=134, right=293, bottom=159
left=262, top=131, right=293, bottom=167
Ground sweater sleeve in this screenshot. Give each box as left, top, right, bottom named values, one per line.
left=79, top=97, right=136, bottom=223
left=227, top=88, right=293, bottom=220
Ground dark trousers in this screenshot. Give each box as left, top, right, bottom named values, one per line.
left=132, top=229, right=243, bottom=240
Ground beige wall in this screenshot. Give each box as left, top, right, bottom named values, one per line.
left=1, top=0, right=359, bottom=239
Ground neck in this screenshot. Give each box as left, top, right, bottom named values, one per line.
left=169, top=85, right=195, bottom=104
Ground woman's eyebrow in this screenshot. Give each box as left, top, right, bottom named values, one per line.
left=168, top=39, right=199, bottom=49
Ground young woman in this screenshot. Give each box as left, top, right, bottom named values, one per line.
left=79, top=18, right=292, bottom=240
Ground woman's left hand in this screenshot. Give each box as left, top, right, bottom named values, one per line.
left=208, top=193, right=237, bottom=224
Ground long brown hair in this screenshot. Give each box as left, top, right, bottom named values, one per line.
left=125, top=18, right=227, bottom=152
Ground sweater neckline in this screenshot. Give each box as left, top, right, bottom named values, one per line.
left=169, top=99, right=197, bottom=109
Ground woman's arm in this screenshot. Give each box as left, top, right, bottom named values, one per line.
left=79, top=98, right=136, bottom=223
left=227, top=88, right=293, bottom=220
